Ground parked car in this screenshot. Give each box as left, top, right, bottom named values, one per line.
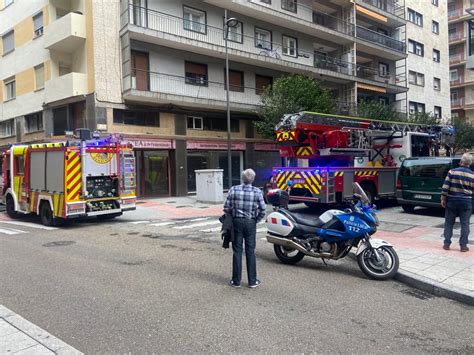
left=396, top=157, right=474, bottom=212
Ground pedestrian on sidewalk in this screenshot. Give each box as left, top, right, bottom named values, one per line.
left=224, top=169, right=266, bottom=288
left=441, top=153, right=473, bottom=252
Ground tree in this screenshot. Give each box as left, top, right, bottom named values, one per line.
left=255, top=74, right=335, bottom=139
left=357, top=100, right=403, bottom=122
left=451, top=119, right=474, bottom=155
left=408, top=112, right=440, bottom=126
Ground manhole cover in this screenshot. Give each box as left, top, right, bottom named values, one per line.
left=400, top=288, right=434, bottom=300
left=42, top=241, right=75, bottom=247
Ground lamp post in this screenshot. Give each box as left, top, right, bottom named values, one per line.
left=224, top=10, right=239, bottom=190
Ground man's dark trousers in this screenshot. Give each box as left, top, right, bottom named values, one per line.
left=444, top=199, right=472, bottom=247
left=232, top=218, right=257, bottom=285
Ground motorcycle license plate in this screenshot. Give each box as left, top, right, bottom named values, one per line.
left=414, top=194, right=432, bottom=200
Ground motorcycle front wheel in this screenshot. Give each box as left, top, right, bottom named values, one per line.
left=273, top=244, right=305, bottom=265
left=357, top=246, right=399, bottom=280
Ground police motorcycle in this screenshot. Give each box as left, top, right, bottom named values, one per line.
left=265, top=182, right=399, bottom=280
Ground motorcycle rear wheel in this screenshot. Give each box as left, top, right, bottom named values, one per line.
left=273, top=244, right=305, bottom=265
left=357, top=246, right=399, bottom=280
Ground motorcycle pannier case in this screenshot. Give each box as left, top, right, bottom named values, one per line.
left=266, top=189, right=289, bottom=208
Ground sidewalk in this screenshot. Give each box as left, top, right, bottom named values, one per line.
left=0, top=305, right=81, bottom=354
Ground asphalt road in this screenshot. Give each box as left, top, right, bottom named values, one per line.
left=0, top=211, right=473, bottom=353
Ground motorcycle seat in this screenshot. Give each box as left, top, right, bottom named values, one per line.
left=282, top=211, right=325, bottom=228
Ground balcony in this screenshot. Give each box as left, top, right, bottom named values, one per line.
left=451, top=98, right=465, bottom=108
left=449, top=32, right=465, bottom=42
left=356, top=26, right=406, bottom=57
left=44, top=12, right=86, bottom=52
left=357, top=0, right=405, bottom=19
left=448, top=9, right=464, bottom=20
left=123, top=71, right=261, bottom=112
left=449, top=53, right=465, bottom=64
left=44, top=72, right=88, bottom=104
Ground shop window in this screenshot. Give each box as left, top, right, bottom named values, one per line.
left=113, top=109, right=160, bottom=127
left=256, top=74, right=272, bottom=95
left=0, top=120, right=14, bottom=137
left=185, top=61, right=208, bottom=86
left=25, top=112, right=43, bottom=133
left=224, top=69, right=244, bottom=92
left=53, top=103, right=86, bottom=136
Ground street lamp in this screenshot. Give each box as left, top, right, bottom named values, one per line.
left=224, top=10, right=239, bottom=189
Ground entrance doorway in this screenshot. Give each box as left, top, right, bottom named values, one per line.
left=136, top=150, right=169, bottom=197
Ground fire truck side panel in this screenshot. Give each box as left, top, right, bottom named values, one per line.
left=12, top=146, right=27, bottom=212
left=65, top=149, right=82, bottom=202
left=375, top=170, right=397, bottom=196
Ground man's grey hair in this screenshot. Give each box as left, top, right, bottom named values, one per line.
left=241, top=169, right=256, bottom=184
left=460, top=153, right=473, bottom=166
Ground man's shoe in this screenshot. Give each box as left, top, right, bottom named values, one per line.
left=249, top=280, right=261, bottom=288
left=443, top=244, right=450, bottom=251
left=229, top=280, right=241, bottom=288
left=460, top=245, right=470, bottom=252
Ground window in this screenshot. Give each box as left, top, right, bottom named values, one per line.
left=113, top=109, right=160, bottom=126
left=408, top=70, right=424, bottom=86
left=224, top=18, right=243, bottom=43
left=432, top=20, right=439, bottom=34
left=25, top=112, right=43, bottom=133
left=450, top=91, right=458, bottom=101
left=407, top=9, right=423, bottom=26
left=282, top=0, right=297, bottom=13
left=282, top=35, right=297, bottom=57
left=185, top=61, right=208, bottom=86
left=450, top=69, right=458, bottom=81
left=409, top=101, right=425, bottom=114
left=35, top=64, right=44, bottom=89
left=255, top=74, right=272, bottom=95
left=255, top=27, right=272, bottom=50
left=33, top=12, right=43, bottom=37
left=408, top=39, right=424, bottom=56
left=434, top=106, right=442, bottom=119
left=2, top=30, right=14, bottom=55
left=378, top=62, right=389, bottom=77
left=15, top=156, right=24, bottom=175
left=433, top=49, right=440, bottom=62
left=183, top=6, right=206, bottom=34
left=225, top=69, right=244, bottom=92
left=432, top=0, right=438, bottom=6
left=187, top=116, right=203, bottom=129
left=433, top=77, right=441, bottom=90
left=4, top=76, right=15, bottom=101
left=0, top=120, right=14, bottom=138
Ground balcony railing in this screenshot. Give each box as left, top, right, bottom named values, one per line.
left=127, top=70, right=262, bottom=107
left=121, top=5, right=407, bottom=89
left=451, top=98, right=465, bottom=108
left=450, top=76, right=464, bottom=85
left=356, top=26, right=406, bottom=53
left=449, top=53, right=465, bottom=63
left=359, top=0, right=405, bottom=19
left=312, top=11, right=355, bottom=36
left=448, top=9, right=463, bottom=19
left=449, top=32, right=465, bottom=41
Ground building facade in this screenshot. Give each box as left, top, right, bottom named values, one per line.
left=404, top=0, right=451, bottom=122
left=448, top=0, right=474, bottom=123
left=1, top=0, right=410, bottom=197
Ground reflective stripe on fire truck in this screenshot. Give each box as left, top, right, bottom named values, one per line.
left=53, top=193, right=65, bottom=217
left=334, top=171, right=344, bottom=177
left=30, top=142, right=65, bottom=149
left=275, top=170, right=322, bottom=195
left=354, top=171, right=378, bottom=176
left=295, top=146, right=313, bottom=157
left=66, top=151, right=82, bottom=201
left=276, top=131, right=296, bottom=142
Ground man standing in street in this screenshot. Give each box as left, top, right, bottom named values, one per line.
left=224, top=169, right=266, bottom=288
left=441, top=153, right=473, bottom=252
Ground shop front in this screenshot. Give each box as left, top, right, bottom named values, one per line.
left=187, top=141, right=245, bottom=192
left=122, top=137, right=173, bottom=197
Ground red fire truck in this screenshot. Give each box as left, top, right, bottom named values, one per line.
left=269, top=111, right=453, bottom=205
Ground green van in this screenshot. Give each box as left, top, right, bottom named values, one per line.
left=396, top=157, right=474, bottom=212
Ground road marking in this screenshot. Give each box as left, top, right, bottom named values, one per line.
left=128, top=221, right=150, bottom=224
left=188, top=217, right=209, bottom=222
left=173, top=220, right=220, bottom=230
left=0, top=220, right=57, bottom=231
left=0, top=228, right=27, bottom=235
left=149, top=221, right=176, bottom=227
left=200, top=227, right=221, bottom=233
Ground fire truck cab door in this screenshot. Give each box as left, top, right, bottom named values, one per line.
left=12, top=146, right=28, bottom=212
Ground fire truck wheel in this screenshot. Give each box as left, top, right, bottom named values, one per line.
left=40, top=202, right=55, bottom=227
left=6, top=195, right=19, bottom=219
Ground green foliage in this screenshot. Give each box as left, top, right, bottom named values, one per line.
left=255, top=74, right=335, bottom=139
left=357, top=100, right=402, bottom=122
left=452, top=119, right=474, bottom=154
left=408, top=112, right=440, bottom=126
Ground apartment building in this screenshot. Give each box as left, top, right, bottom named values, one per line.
left=448, top=0, right=474, bottom=123
left=0, top=0, right=409, bottom=197
left=404, top=0, right=451, bottom=122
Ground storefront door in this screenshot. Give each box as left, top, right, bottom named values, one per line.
left=136, top=150, right=170, bottom=197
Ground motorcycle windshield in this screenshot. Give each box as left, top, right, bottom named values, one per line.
left=353, top=182, right=370, bottom=205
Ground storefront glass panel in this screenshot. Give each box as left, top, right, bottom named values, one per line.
left=136, top=151, right=169, bottom=197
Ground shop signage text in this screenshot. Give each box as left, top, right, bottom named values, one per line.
left=187, top=141, right=245, bottom=150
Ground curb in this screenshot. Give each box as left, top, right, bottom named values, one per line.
left=348, top=253, right=474, bottom=306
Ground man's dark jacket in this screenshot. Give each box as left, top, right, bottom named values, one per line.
left=219, top=213, right=234, bottom=248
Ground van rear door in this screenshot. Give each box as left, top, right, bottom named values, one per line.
left=399, top=159, right=451, bottom=205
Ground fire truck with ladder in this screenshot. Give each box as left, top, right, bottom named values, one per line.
left=2, top=129, right=136, bottom=226
left=269, top=111, right=454, bottom=206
